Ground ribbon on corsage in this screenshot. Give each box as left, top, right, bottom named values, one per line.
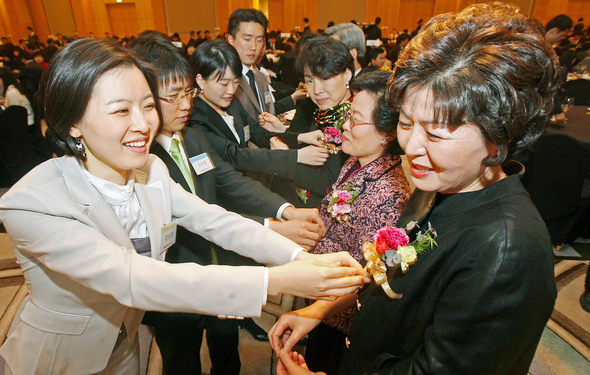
left=362, top=222, right=437, bottom=299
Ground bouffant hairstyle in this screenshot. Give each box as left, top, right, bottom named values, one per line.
left=388, top=2, right=561, bottom=165
left=295, top=36, right=354, bottom=80
left=39, top=38, right=161, bottom=159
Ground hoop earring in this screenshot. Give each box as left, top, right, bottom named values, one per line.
left=75, top=137, right=87, bottom=159
left=346, top=81, right=350, bottom=89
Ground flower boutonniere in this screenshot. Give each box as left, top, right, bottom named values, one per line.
left=326, top=180, right=363, bottom=227
left=321, top=126, right=343, bottom=154
left=362, top=222, right=437, bottom=299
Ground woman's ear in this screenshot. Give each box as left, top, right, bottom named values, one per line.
left=69, top=124, right=81, bottom=138
left=345, top=69, right=353, bottom=84
left=195, top=74, right=204, bottom=89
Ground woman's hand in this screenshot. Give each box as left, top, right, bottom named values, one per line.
left=277, top=350, right=325, bottom=375
left=267, top=257, right=366, bottom=300
left=259, top=112, right=287, bottom=133
left=269, top=307, right=322, bottom=353
left=297, top=130, right=324, bottom=147
left=297, top=145, right=329, bottom=166
left=271, top=136, right=290, bottom=150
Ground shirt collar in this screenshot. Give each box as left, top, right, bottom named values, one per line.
left=156, top=132, right=182, bottom=153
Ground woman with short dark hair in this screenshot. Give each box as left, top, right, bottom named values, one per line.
left=0, top=38, right=367, bottom=374
left=271, top=3, right=559, bottom=374
left=189, top=38, right=351, bottom=208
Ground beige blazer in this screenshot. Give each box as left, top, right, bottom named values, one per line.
left=0, top=155, right=298, bottom=374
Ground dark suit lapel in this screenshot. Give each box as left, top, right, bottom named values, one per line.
left=151, top=141, right=196, bottom=194
left=196, top=97, right=243, bottom=147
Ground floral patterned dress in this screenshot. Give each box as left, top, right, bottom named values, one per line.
left=311, top=153, right=410, bottom=332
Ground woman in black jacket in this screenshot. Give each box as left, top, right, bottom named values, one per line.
left=189, top=38, right=355, bottom=208
left=270, top=3, right=560, bottom=374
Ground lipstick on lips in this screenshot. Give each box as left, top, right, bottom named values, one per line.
left=410, top=161, right=432, bottom=178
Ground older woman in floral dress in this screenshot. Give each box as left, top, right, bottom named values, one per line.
left=304, top=70, right=410, bottom=375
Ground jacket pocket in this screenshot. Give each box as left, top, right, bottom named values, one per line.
left=19, top=302, right=90, bottom=335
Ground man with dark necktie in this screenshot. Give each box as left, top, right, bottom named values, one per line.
left=228, top=8, right=306, bottom=120
left=131, top=35, right=325, bottom=375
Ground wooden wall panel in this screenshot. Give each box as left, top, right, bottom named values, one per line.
left=6, top=0, right=585, bottom=43
left=166, top=0, right=216, bottom=36
left=364, top=0, right=401, bottom=39
left=106, top=3, right=139, bottom=36
left=42, top=0, right=76, bottom=36
left=282, top=0, right=318, bottom=33
left=398, top=0, right=435, bottom=34
left=318, top=0, right=365, bottom=30
left=268, top=0, right=284, bottom=32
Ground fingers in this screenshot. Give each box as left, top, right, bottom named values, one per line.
left=278, top=349, right=306, bottom=374
left=269, top=318, right=291, bottom=352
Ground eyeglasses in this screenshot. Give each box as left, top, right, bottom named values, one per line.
left=345, top=110, right=375, bottom=128
left=159, top=87, right=200, bottom=105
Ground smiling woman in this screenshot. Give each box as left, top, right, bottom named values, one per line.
left=69, top=66, right=159, bottom=185
left=0, top=38, right=369, bottom=374
left=270, top=2, right=562, bottom=375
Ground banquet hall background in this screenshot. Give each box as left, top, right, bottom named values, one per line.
left=0, top=0, right=589, bottom=45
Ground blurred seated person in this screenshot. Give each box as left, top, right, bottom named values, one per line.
left=361, top=46, right=387, bottom=74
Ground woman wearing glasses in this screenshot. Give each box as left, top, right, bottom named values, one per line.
left=302, top=70, right=409, bottom=375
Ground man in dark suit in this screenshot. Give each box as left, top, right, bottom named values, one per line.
left=131, top=36, right=325, bottom=375
left=227, top=8, right=306, bottom=120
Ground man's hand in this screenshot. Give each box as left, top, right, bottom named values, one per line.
left=297, top=145, right=329, bottom=166
left=259, top=112, right=287, bottom=133
left=269, top=220, right=324, bottom=250
left=281, top=207, right=326, bottom=235
left=270, top=136, right=290, bottom=150
left=290, top=83, right=308, bottom=104
left=297, top=130, right=323, bottom=147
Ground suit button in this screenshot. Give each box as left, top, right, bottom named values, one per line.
left=356, top=299, right=362, bottom=311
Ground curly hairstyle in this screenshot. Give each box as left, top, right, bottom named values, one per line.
left=388, top=2, right=561, bottom=165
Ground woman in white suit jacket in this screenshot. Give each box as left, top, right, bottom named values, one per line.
left=0, top=39, right=366, bottom=375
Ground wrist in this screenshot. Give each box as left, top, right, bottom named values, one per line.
left=281, top=205, right=295, bottom=220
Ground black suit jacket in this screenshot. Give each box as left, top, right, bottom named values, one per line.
left=343, top=176, right=556, bottom=375
left=190, top=96, right=345, bottom=208
left=189, top=96, right=298, bottom=175
left=149, top=127, right=286, bottom=267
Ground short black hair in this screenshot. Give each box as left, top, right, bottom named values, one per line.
left=368, top=46, right=385, bottom=62
left=546, top=14, right=573, bottom=32
left=296, top=36, right=354, bottom=80
left=228, top=9, right=268, bottom=37
left=190, top=40, right=242, bottom=85
left=351, top=70, right=398, bottom=152
left=129, top=35, right=193, bottom=89
left=40, top=38, right=161, bottom=159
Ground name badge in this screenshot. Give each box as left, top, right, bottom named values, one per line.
left=161, top=222, right=177, bottom=251
left=189, top=153, right=215, bottom=175
left=264, top=91, right=275, bottom=104
left=244, top=125, right=251, bottom=142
